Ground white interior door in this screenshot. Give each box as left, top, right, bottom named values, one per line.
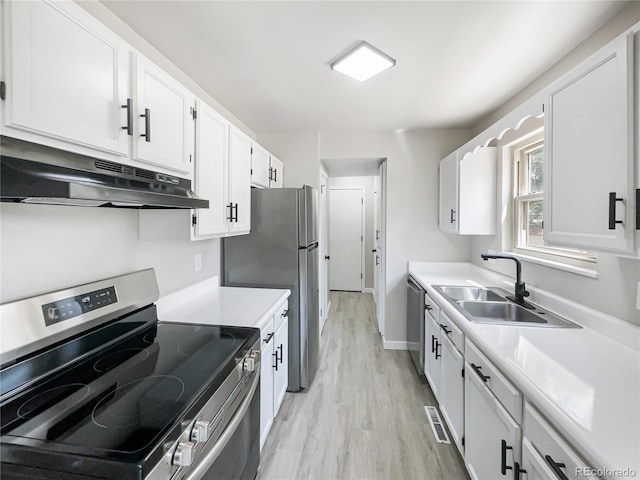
left=329, top=188, right=364, bottom=292
left=318, top=170, right=329, bottom=333
left=375, top=162, right=386, bottom=334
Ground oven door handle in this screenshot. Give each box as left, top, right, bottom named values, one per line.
left=184, top=370, right=260, bottom=480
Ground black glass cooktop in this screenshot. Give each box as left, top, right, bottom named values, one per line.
left=0, top=307, right=259, bottom=472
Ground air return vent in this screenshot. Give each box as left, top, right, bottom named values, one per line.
left=424, top=406, right=450, bottom=444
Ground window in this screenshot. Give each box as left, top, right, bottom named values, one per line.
left=512, top=135, right=596, bottom=267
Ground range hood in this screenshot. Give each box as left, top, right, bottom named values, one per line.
left=0, top=138, right=209, bottom=209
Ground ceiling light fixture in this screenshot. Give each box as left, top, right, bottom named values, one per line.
left=331, top=41, right=395, bottom=82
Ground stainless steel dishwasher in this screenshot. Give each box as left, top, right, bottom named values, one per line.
left=406, top=275, right=425, bottom=376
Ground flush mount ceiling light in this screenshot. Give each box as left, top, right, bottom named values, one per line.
left=331, top=41, right=396, bottom=82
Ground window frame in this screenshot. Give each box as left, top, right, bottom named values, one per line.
left=511, top=134, right=597, bottom=267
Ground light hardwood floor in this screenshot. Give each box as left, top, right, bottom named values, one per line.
left=259, top=291, right=470, bottom=480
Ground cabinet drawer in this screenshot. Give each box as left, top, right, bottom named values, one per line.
left=424, top=292, right=440, bottom=323
left=466, top=340, right=522, bottom=423
left=275, top=301, right=289, bottom=330
left=439, top=311, right=464, bottom=354
left=524, top=402, right=598, bottom=480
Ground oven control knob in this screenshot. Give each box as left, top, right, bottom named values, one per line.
left=190, top=420, right=211, bottom=443
left=172, top=441, right=196, bottom=467
left=243, top=350, right=259, bottom=372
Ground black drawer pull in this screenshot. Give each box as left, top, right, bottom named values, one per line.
left=431, top=335, right=436, bottom=353
left=121, top=98, right=133, bottom=135
left=608, top=192, right=623, bottom=229
left=470, top=363, right=490, bottom=382
left=434, top=341, right=441, bottom=360
left=439, top=324, right=451, bottom=335
left=273, top=351, right=278, bottom=370
left=263, top=333, right=274, bottom=344
left=281, top=309, right=288, bottom=317
left=545, top=455, right=569, bottom=480
left=501, top=439, right=513, bottom=475
left=277, top=344, right=283, bottom=364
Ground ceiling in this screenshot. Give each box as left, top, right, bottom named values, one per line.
left=322, top=158, right=384, bottom=177
left=101, top=1, right=628, bottom=135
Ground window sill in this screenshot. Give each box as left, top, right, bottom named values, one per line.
left=509, top=251, right=599, bottom=279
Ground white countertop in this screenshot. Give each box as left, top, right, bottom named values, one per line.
left=409, top=262, right=640, bottom=480
left=156, top=277, right=291, bottom=333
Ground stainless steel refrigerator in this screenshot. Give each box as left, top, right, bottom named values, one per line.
left=222, top=186, right=319, bottom=391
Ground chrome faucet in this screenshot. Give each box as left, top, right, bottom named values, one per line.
left=480, top=253, right=534, bottom=309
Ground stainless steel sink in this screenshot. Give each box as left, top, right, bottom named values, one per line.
left=456, top=301, right=546, bottom=324
left=433, top=285, right=508, bottom=302
left=432, top=285, right=581, bottom=328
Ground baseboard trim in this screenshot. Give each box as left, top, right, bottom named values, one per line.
left=363, top=288, right=374, bottom=295
left=382, top=338, right=408, bottom=350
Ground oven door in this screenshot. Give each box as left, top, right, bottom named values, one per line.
left=184, top=371, right=260, bottom=480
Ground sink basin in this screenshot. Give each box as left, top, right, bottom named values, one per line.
left=457, top=301, right=545, bottom=324
left=432, top=284, right=581, bottom=328
left=433, top=285, right=508, bottom=302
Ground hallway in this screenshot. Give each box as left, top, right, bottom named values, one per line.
left=260, top=292, right=469, bottom=480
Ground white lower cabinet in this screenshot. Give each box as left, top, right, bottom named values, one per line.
left=424, top=314, right=442, bottom=399
left=439, top=328, right=464, bottom=452
left=465, top=357, right=521, bottom=480
left=259, top=301, right=289, bottom=450
left=522, top=402, right=597, bottom=480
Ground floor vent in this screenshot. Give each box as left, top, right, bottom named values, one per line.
left=425, top=406, right=450, bottom=444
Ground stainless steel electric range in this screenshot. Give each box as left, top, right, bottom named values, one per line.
left=0, top=269, right=261, bottom=480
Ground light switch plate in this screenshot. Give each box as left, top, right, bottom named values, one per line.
left=194, top=253, right=202, bottom=272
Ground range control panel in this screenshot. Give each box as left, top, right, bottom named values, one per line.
left=42, top=286, right=118, bottom=326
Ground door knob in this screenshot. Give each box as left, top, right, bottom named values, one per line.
left=325, top=255, right=330, bottom=260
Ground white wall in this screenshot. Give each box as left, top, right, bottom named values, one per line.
left=328, top=176, right=375, bottom=290
left=319, top=129, right=472, bottom=344
left=256, top=133, right=320, bottom=189
left=0, top=204, right=220, bottom=303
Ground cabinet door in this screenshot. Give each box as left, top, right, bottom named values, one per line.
left=521, top=437, right=557, bottom=480
left=134, top=54, right=193, bottom=175
left=3, top=0, right=129, bottom=156
left=544, top=32, right=634, bottom=253
left=273, top=314, right=289, bottom=417
left=260, top=338, right=274, bottom=451
left=465, top=362, right=521, bottom=480
left=228, top=126, right=252, bottom=234
left=439, top=335, right=464, bottom=452
left=459, top=147, right=497, bottom=235
left=193, top=101, right=229, bottom=238
left=424, top=317, right=442, bottom=400
left=251, top=143, right=271, bottom=188
left=439, top=152, right=459, bottom=233
left=270, top=155, right=284, bottom=188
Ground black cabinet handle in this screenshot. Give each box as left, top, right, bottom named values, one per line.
left=234, top=203, right=239, bottom=222
left=426, top=305, right=433, bottom=311
left=434, top=341, right=441, bottom=359
left=501, top=440, right=513, bottom=475
left=431, top=335, right=436, bottom=353
left=140, top=108, right=151, bottom=142
left=513, top=461, right=526, bottom=480
left=545, top=455, right=569, bottom=480
left=273, top=168, right=277, bottom=183
left=226, top=203, right=234, bottom=221
left=121, top=98, right=133, bottom=135
left=273, top=351, right=278, bottom=370
left=281, top=309, right=288, bottom=317
left=608, top=192, right=623, bottom=229
left=470, top=363, right=490, bottom=382
left=450, top=208, right=456, bottom=224
left=263, top=333, right=274, bottom=344
left=440, top=324, right=451, bottom=335
left=277, top=344, right=283, bottom=364
left=268, top=166, right=273, bottom=182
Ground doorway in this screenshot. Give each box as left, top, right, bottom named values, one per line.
left=329, top=187, right=365, bottom=292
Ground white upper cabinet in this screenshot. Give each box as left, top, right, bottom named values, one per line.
left=133, top=54, right=194, bottom=176
left=269, top=155, right=284, bottom=188
left=439, top=152, right=459, bottom=233
left=439, top=147, right=497, bottom=235
left=1, top=0, right=130, bottom=156
left=544, top=30, right=636, bottom=254
left=228, top=126, right=252, bottom=235
left=193, top=100, right=229, bottom=238
left=251, top=143, right=271, bottom=188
